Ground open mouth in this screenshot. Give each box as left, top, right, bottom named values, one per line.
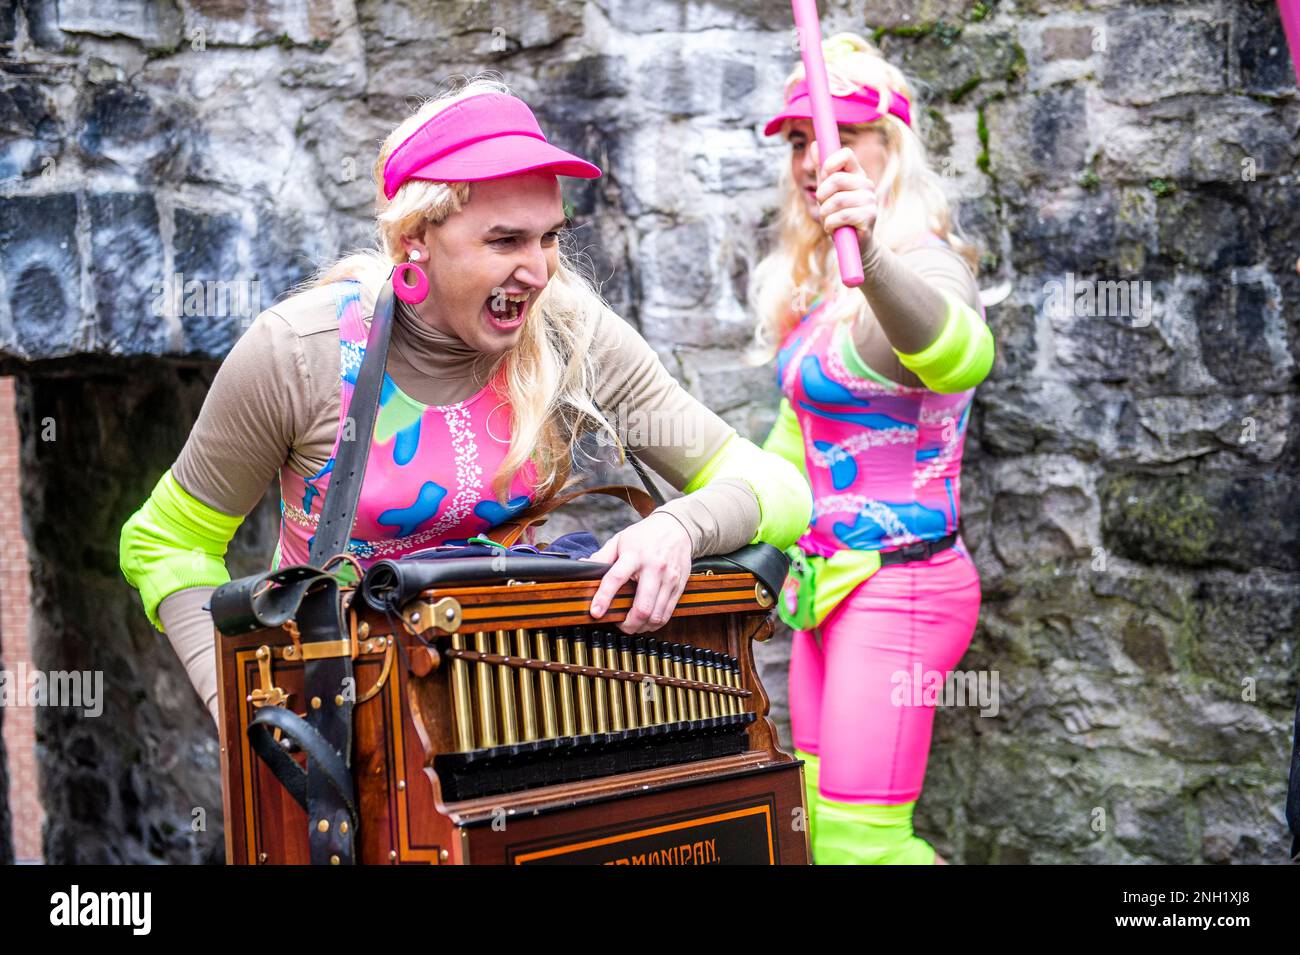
left=483, top=291, right=530, bottom=330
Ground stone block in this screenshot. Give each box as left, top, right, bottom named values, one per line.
left=878, top=27, right=1023, bottom=103
left=0, top=82, right=61, bottom=182
left=985, top=84, right=1089, bottom=187
left=1100, top=472, right=1300, bottom=573
left=1100, top=9, right=1229, bottom=105
left=1235, top=0, right=1296, bottom=96
left=1190, top=269, right=1292, bottom=391
left=90, top=192, right=170, bottom=357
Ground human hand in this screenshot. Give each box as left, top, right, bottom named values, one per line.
left=586, top=513, right=693, bottom=634
left=810, top=140, right=879, bottom=250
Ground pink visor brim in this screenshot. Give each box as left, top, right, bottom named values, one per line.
left=382, top=93, right=602, bottom=198
left=400, top=134, right=601, bottom=185
left=763, top=93, right=888, bottom=137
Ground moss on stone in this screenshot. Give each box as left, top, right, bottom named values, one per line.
left=1147, top=177, right=1177, bottom=198
left=976, top=105, right=990, bottom=173
left=873, top=19, right=963, bottom=46
left=950, top=75, right=982, bottom=103
left=1006, top=40, right=1028, bottom=82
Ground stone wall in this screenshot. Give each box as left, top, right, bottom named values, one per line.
left=0, top=0, right=1295, bottom=863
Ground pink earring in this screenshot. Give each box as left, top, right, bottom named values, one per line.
left=393, top=251, right=429, bottom=304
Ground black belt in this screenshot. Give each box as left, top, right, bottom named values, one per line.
left=877, top=531, right=959, bottom=566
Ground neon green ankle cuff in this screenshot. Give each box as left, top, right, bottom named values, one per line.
left=813, top=796, right=937, bottom=865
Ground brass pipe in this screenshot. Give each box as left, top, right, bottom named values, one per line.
left=698, top=647, right=713, bottom=719
left=606, top=633, right=625, bottom=732
left=634, top=638, right=654, bottom=726
left=534, top=630, right=559, bottom=739
left=644, top=639, right=663, bottom=724
left=707, top=650, right=722, bottom=718
left=695, top=647, right=712, bottom=719
left=729, top=654, right=742, bottom=714
left=590, top=632, right=609, bottom=734
left=515, top=628, right=538, bottom=742
left=473, top=631, right=497, bottom=749
left=650, top=640, right=676, bottom=724
left=573, top=632, right=594, bottom=736
left=670, top=644, right=688, bottom=724
left=618, top=634, right=638, bottom=731
left=682, top=644, right=700, bottom=722
left=495, top=630, right=518, bottom=745
left=450, top=633, right=475, bottom=751
left=554, top=630, right=577, bottom=738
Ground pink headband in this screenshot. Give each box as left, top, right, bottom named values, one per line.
left=382, top=93, right=601, bottom=199
left=762, top=79, right=912, bottom=136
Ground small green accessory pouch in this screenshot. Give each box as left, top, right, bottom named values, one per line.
left=777, top=545, right=883, bottom=631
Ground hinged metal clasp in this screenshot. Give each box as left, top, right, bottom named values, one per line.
left=401, top=595, right=463, bottom=635
left=248, top=645, right=289, bottom=709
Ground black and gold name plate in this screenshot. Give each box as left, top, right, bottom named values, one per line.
left=508, top=800, right=778, bottom=865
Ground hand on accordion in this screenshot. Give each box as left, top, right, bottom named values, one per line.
left=586, top=512, right=693, bottom=634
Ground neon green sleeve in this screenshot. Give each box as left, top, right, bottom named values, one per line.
left=683, top=433, right=812, bottom=550
left=119, top=470, right=245, bottom=631
left=760, top=398, right=808, bottom=482
left=892, top=292, right=994, bottom=394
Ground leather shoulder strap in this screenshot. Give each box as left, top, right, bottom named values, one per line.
left=308, top=280, right=396, bottom=566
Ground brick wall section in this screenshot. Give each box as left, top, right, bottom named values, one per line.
left=0, top=376, right=42, bottom=862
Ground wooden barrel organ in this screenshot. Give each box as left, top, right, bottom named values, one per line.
left=218, top=551, right=809, bottom=865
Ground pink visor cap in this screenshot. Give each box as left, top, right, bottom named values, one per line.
left=382, top=93, right=601, bottom=199
left=763, top=80, right=913, bottom=137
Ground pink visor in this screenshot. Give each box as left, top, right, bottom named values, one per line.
left=382, top=93, right=601, bottom=199
left=763, top=80, right=913, bottom=137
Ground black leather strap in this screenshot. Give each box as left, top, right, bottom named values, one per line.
left=878, top=531, right=959, bottom=567
left=210, top=565, right=337, bottom=637
left=212, top=277, right=398, bottom=865
left=690, top=543, right=789, bottom=603
left=626, top=450, right=667, bottom=508
left=247, top=705, right=356, bottom=821
left=308, top=281, right=396, bottom=565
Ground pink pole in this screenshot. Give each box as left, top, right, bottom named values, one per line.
left=1279, top=0, right=1300, bottom=88
left=792, top=0, right=864, bottom=287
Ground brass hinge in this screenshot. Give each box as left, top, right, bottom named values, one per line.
left=401, top=596, right=463, bottom=635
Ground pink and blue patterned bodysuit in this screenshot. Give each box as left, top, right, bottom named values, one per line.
left=778, top=296, right=974, bottom=558
left=779, top=239, right=983, bottom=819
left=274, top=281, right=538, bottom=569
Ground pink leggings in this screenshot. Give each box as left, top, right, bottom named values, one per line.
left=789, top=544, right=981, bottom=804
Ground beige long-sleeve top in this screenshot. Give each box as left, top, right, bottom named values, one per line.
left=158, top=279, right=762, bottom=723
left=170, top=283, right=758, bottom=550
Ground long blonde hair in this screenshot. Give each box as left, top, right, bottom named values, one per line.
left=751, top=33, right=978, bottom=360
left=311, top=76, right=618, bottom=502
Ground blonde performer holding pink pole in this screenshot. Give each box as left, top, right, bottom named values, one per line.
left=755, top=15, right=996, bottom=863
